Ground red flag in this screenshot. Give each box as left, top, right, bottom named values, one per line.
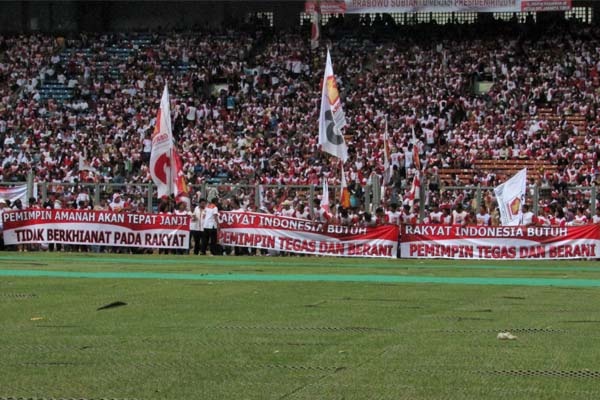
left=172, top=148, right=189, bottom=207
left=340, top=165, right=350, bottom=209
left=407, top=172, right=421, bottom=206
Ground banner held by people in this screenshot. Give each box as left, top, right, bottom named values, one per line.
left=218, top=211, right=399, bottom=258
left=3, top=209, right=190, bottom=249
left=401, top=223, right=600, bottom=260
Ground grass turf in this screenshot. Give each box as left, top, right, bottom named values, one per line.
left=1, top=253, right=600, bottom=399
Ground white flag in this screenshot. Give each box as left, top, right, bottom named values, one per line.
left=318, top=49, right=348, bottom=162
left=150, top=84, right=175, bottom=199
left=321, top=178, right=330, bottom=213
left=494, top=168, right=527, bottom=226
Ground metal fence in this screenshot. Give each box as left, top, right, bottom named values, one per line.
left=3, top=175, right=598, bottom=221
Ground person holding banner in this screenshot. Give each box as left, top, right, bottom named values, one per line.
left=174, top=200, right=190, bottom=255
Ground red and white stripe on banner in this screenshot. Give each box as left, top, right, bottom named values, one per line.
left=218, top=212, right=399, bottom=258
left=2, top=209, right=190, bottom=249
left=400, top=224, right=600, bottom=260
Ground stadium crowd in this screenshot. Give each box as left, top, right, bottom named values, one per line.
left=1, top=14, right=600, bottom=237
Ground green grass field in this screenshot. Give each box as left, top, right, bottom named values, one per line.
left=2, top=253, right=600, bottom=399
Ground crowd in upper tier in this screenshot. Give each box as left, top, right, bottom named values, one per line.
left=0, top=15, right=599, bottom=218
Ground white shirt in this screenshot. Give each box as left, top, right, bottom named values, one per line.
left=522, top=211, right=534, bottom=226
left=191, top=206, right=205, bottom=231
left=203, top=204, right=219, bottom=229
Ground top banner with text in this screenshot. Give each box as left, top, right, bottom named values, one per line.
left=218, top=211, right=399, bottom=258
left=305, top=0, right=571, bottom=14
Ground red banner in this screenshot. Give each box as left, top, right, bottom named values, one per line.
left=2, top=209, right=190, bottom=249
left=218, top=212, right=399, bottom=258
left=400, top=224, right=600, bottom=259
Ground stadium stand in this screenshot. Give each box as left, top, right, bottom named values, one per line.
left=0, top=8, right=599, bottom=226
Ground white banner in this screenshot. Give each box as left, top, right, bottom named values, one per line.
left=218, top=212, right=399, bottom=258
left=494, top=168, right=526, bottom=226
left=401, top=224, right=600, bottom=260
left=3, top=209, right=189, bottom=249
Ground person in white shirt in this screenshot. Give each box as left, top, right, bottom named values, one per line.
left=279, top=200, right=295, bottom=217
left=293, top=203, right=310, bottom=220
left=191, top=198, right=206, bottom=255
left=201, top=198, right=220, bottom=255
left=521, top=204, right=534, bottom=226
left=109, top=193, right=125, bottom=212
left=452, top=204, right=468, bottom=226
left=592, top=208, right=600, bottom=224
left=476, top=205, right=491, bottom=226
left=428, top=204, right=443, bottom=224
left=386, top=203, right=402, bottom=226
left=312, top=198, right=332, bottom=223
left=174, top=201, right=191, bottom=255
left=570, top=207, right=589, bottom=226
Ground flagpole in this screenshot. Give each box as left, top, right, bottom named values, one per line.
left=166, top=80, right=174, bottom=200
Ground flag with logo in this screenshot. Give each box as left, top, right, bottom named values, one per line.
left=318, top=49, right=348, bottom=162
left=494, top=168, right=527, bottom=226
left=150, top=84, right=188, bottom=201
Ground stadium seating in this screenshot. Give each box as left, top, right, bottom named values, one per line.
left=0, top=17, right=598, bottom=218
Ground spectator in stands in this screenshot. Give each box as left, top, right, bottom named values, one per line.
left=0, top=19, right=599, bottom=229
left=521, top=204, right=535, bottom=226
